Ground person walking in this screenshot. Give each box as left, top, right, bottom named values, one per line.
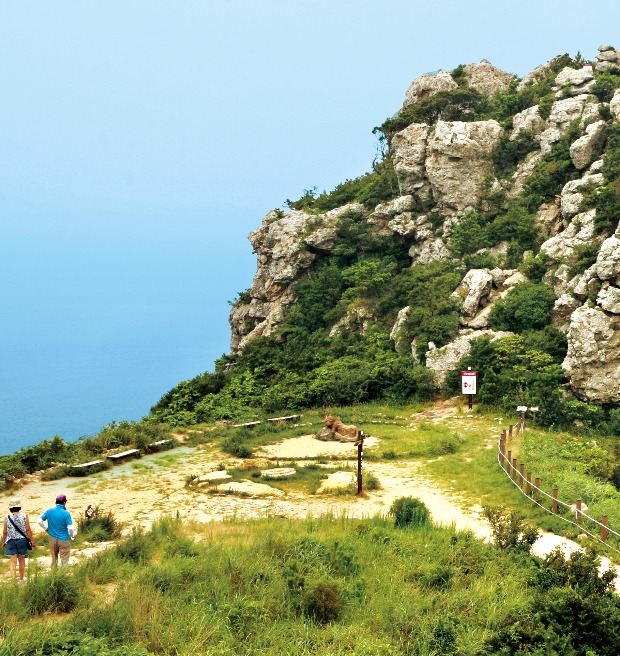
left=2, top=497, right=35, bottom=584
left=37, top=494, right=77, bottom=568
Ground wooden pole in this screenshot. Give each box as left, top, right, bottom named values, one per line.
left=356, top=431, right=364, bottom=495
left=576, top=499, right=582, bottom=525
left=535, top=477, right=541, bottom=499
left=526, top=472, right=532, bottom=496
left=519, top=463, right=525, bottom=487
left=509, top=424, right=513, bottom=439
left=552, top=487, right=558, bottom=513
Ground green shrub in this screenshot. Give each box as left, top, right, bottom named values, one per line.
left=302, top=576, right=344, bottom=624
left=488, top=282, right=555, bottom=332
left=78, top=508, right=123, bottom=542
left=390, top=497, right=431, bottom=529
left=114, top=527, right=154, bottom=565
left=23, top=570, right=81, bottom=615
left=483, top=505, right=538, bottom=555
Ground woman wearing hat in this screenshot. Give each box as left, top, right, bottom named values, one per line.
left=2, top=497, right=35, bottom=584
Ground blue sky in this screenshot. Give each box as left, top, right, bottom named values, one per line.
left=1, top=1, right=619, bottom=446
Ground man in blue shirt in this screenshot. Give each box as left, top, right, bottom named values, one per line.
left=37, top=494, right=77, bottom=568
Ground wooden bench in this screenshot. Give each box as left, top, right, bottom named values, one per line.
left=231, top=421, right=262, bottom=428
left=143, top=438, right=176, bottom=454
left=107, top=448, right=141, bottom=461
left=266, top=415, right=301, bottom=423
left=71, top=459, right=105, bottom=470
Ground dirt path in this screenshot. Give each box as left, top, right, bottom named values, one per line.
left=3, top=422, right=615, bottom=587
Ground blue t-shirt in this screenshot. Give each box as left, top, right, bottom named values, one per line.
left=41, top=504, right=73, bottom=541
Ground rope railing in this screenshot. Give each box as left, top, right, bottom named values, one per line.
left=496, top=430, right=620, bottom=557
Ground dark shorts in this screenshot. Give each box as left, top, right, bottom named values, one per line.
left=6, top=538, right=28, bottom=557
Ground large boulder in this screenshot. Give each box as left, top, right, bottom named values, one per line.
left=553, top=66, right=595, bottom=97
left=403, top=71, right=457, bottom=108
left=597, top=283, right=620, bottom=314
left=563, top=306, right=620, bottom=403
left=569, top=120, right=607, bottom=170
left=611, top=89, right=620, bottom=122
left=425, top=329, right=512, bottom=387
left=595, top=236, right=620, bottom=281
left=451, top=269, right=494, bottom=317
left=462, top=61, right=514, bottom=96
left=596, top=45, right=620, bottom=74
left=425, top=120, right=503, bottom=212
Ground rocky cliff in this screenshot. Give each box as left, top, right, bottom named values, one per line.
left=229, top=47, right=620, bottom=408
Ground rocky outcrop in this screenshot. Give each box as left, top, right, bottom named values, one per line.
left=511, top=106, right=545, bottom=140
left=329, top=304, right=374, bottom=337
left=569, top=120, right=607, bottom=170
left=229, top=204, right=363, bottom=351
left=391, top=124, right=431, bottom=200
left=425, top=120, right=503, bottom=212
left=425, top=329, right=513, bottom=387
left=562, top=306, right=620, bottom=403
left=596, top=45, right=620, bottom=74
left=403, top=71, right=457, bottom=108
left=553, top=66, right=595, bottom=98
left=462, top=61, right=514, bottom=96
left=539, top=95, right=599, bottom=155
left=595, top=235, right=620, bottom=281
left=611, top=89, right=620, bottom=122
left=540, top=209, right=597, bottom=261
left=451, top=269, right=494, bottom=317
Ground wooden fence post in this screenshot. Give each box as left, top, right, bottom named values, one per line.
left=509, top=424, right=513, bottom=439
left=535, top=477, right=541, bottom=500
left=507, top=451, right=512, bottom=475
left=526, top=472, right=532, bottom=496
left=552, top=487, right=558, bottom=513
left=513, top=458, right=518, bottom=480
left=576, top=499, right=582, bottom=525
left=602, top=515, right=608, bottom=542
left=519, top=463, right=525, bottom=487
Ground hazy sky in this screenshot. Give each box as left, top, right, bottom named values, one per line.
left=2, top=1, right=618, bottom=253
left=1, top=1, right=620, bottom=445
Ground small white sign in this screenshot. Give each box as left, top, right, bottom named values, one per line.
left=461, top=371, right=477, bottom=395
left=529, top=406, right=540, bottom=412
left=516, top=405, right=528, bottom=412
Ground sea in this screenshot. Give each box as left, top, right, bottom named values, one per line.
left=0, top=234, right=253, bottom=457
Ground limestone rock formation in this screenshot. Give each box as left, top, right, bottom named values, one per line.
left=391, top=123, right=431, bottom=200
left=511, top=106, right=545, bottom=140
left=403, top=70, right=457, bottom=108
left=569, top=120, right=607, bottom=170
left=462, top=61, right=514, bottom=96
left=553, top=66, right=595, bottom=98
left=229, top=203, right=362, bottom=351
left=425, top=120, right=503, bottom=212
left=596, top=45, right=620, bottom=74
left=611, top=89, right=620, bottom=122
left=425, top=330, right=513, bottom=387
left=562, top=306, right=620, bottom=403
left=539, top=95, right=599, bottom=155
left=451, top=269, right=494, bottom=317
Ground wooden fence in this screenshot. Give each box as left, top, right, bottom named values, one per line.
left=497, top=425, right=620, bottom=554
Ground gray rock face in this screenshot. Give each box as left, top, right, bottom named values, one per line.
left=451, top=269, right=494, bottom=317
left=408, top=236, right=451, bottom=265
left=554, top=66, right=595, bottom=98
left=611, top=89, right=620, bottom=122
left=403, top=71, right=457, bottom=108
left=570, top=120, right=607, bottom=170
left=540, top=209, right=597, bottom=261
left=562, top=306, right=620, bottom=403
left=229, top=204, right=363, bottom=351
left=391, top=123, right=431, bottom=200
left=539, top=95, right=598, bottom=155
left=425, top=120, right=503, bottom=212
left=552, top=294, right=582, bottom=332
left=425, top=330, right=512, bottom=387
left=597, top=283, right=620, bottom=314
left=511, top=106, right=545, bottom=140
left=595, top=236, right=620, bottom=281
left=596, top=45, right=620, bottom=74
left=390, top=306, right=411, bottom=354
left=462, top=61, right=514, bottom=95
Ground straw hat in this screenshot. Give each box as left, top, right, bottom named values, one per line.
left=9, top=497, right=21, bottom=508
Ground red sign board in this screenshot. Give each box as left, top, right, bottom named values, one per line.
left=461, top=371, right=477, bottom=395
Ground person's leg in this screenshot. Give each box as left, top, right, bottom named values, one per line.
left=9, top=554, right=17, bottom=580
left=49, top=537, right=60, bottom=568
left=58, top=540, right=71, bottom=567
left=17, top=555, right=26, bottom=582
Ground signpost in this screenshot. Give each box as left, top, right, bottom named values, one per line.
left=461, top=369, right=477, bottom=410
left=355, top=430, right=365, bottom=495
